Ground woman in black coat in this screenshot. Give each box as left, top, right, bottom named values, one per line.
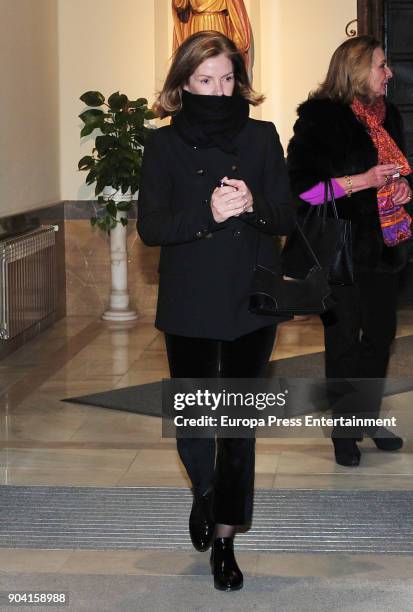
left=138, top=31, right=294, bottom=591
left=287, top=36, right=412, bottom=467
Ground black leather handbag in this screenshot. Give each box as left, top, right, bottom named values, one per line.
left=282, top=180, right=353, bottom=285
left=249, top=225, right=335, bottom=316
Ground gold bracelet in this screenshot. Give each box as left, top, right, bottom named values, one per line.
left=344, top=175, right=353, bottom=198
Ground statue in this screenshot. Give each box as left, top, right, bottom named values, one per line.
left=172, top=0, right=252, bottom=70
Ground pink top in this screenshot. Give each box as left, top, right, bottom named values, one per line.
left=299, top=179, right=346, bottom=204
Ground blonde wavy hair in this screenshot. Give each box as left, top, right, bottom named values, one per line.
left=311, top=35, right=382, bottom=104
left=153, top=30, right=264, bottom=118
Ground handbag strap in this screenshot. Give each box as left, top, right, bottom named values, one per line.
left=327, top=178, right=339, bottom=218
left=316, top=182, right=328, bottom=221
left=316, top=179, right=339, bottom=219
left=256, top=221, right=323, bottom=274
left=288, top=222, right=324, bottom=270
left=304, top=180, right=330, bottom=226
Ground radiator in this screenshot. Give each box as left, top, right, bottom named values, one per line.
left=0, top=226, right=56, bottom=340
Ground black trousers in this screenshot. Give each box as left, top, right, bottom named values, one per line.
left=165, top=325, right=277, bottom=526
left=321, top=268, right=399, bottom=437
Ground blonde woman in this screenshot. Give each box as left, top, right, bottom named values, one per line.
left=287, top=36, right=412, bottom=467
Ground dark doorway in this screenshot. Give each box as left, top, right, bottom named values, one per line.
left=358, top=1, right=413, bottom=304
left=357, top=0, right=384, bottom=39
left=384, top=1, right=413, bottom=303
left=358, top=0, right=413, bottom=165
left=384, top=0, right=413, bottom=167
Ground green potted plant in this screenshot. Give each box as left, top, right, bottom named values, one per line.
left=78, top=90, right=156, bottom=231
left=78, top=90, right=156, bottom=322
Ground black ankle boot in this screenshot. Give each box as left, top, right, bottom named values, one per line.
left=189, top=489, right=214, bottom=552
left=210, top=537, right=243, bottom=591
left=358, top=428, right=403, bottom=451
left=372, top=429, right=403, bottom=451
left=332, top=438, right=361, bottom=466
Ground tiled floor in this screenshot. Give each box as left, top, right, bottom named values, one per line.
left=0, top=312, right=412, bottom=606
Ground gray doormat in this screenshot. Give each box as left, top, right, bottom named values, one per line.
left=1, top=486, right=413, bottom=554
left=268, top=333, right=413, bottom=378
left=61, top=378, right=413, bottom=418
left=62, top=381, right=163, bottom=418
left=62, top=334, right=413, bottom=417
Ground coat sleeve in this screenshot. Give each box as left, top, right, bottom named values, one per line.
left=137, top=130, right=226, bottom=246
left=286, top=102, right=342, bottom=195
left=240, top=122, right=296, bottom=236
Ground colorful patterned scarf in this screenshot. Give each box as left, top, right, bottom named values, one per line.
left=351, top=97, right=412, bottom=247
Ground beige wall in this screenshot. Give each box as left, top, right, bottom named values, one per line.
left=259, top=0, right=357, bottom=150
left=0, top=0, right=359, bottom=209
left=58, top=0, right=156, bottom=200
left=58, top=0, right=357, bottom=199
left=12, top=0, right=357, bottom=202
left=0, top=0, right=60, bottom=217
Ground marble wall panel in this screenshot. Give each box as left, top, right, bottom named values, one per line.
left=65, top=218, right=159, bottom=320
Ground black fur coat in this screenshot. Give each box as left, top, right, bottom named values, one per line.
left=287, top=97, right=410, bottom=273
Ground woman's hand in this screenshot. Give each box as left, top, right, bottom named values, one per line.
left=224, top=178, right=254, bottom=212
left=364, top=163, right=401, bottom=189
left=392, top=177, right=413, bottom=205
left=210, top=176, right=253, bottom=223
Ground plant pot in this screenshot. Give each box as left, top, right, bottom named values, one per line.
left=101, top=187, right=138, bottom=322
left=102, top=186, right=136, bottom=202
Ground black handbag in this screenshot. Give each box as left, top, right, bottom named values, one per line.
left=249, top=225, right=335, bottom=316
left=282, top=180, right=353, bottom=285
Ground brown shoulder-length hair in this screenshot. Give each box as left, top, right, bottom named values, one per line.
left=153, top=30, right=264, bottom=118
left=311, top=35, right=382, bottom=104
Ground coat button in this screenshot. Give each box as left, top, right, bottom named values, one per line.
left=259, top=218, right=267, bottom=225
left=196, top=169, right=205, bottom=176
left=231, top=164, right=238, bottom=172
left=232, top=229, right=241, bottom=238
left=195, top=229, right=207, bottom=238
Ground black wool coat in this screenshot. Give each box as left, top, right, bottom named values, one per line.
left=287, top=97, right=411, bottom=273
left=137, top=119, right=295, bottom=340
